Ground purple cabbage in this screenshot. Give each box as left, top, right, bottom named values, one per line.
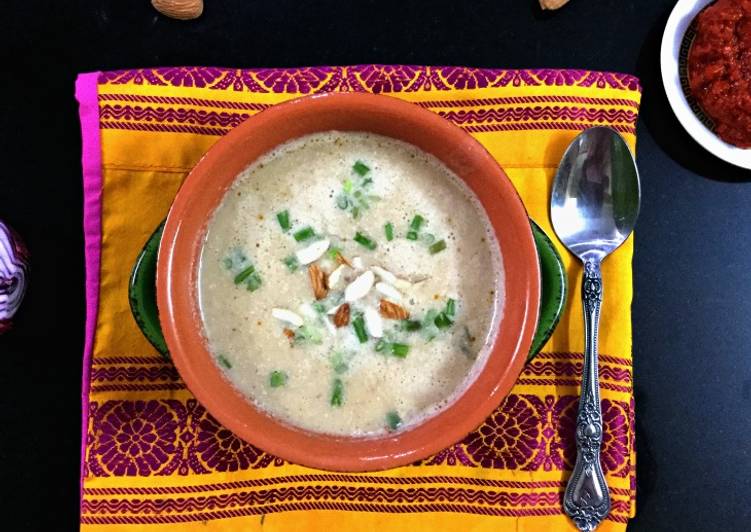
left=0, top=221, right=29, bottom=332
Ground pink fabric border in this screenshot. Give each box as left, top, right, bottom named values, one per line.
left=75, top=72, right=103, bottom=514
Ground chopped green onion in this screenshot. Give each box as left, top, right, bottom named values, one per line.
left=429, top=239, right=447, bottom=254
left=403, top=320, right=422, bottom=332
left=245, top=272, right=263, bottom=292
left=420, top=233, right=436, bottom=244
left=331, top=378, right=344, bottom=406
left=445, top=298, right=456, bottom=317
left=374, top=339, right=388, bottom=352
left=406, top=230, right=418, bottom=241
left=343, top=179, right=354, bottom=193
left=336, top=195, right=349, bottom=209
left=409, top=215, right=425, bottom=231
left=327, top=246, right=342, bottom=260
left=361, top=177, right=373, bottom=187
left=283, top=255, right=299, bottom=272
left=234, top=265, right=256, bottom=285
left=354, top=231, right=377, bottom=250
left=352, top=314, right=368, bottom=343
left=276, top=210, right=291, bottom=232
left=269, top=370, right=288, bottom=387
left=313, top=302, right=326, bottom=314
left=384, top=222, right=394, bottom=241
left=293, top=226, right=315, bottom=242
left=216, top=354, right=232, bottom=369
left=391, top=343, right=410, bottom=358
left=352, top=207, right=361, bottom=219
left=434, top=312, right=453, bottom=329
left=386, top=411, right=402, bottom=431
left=222, top=257, right=234, bottom=270
left=353, top=161, right=370, bottom=176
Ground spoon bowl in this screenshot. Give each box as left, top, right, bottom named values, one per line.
left=551, top=127, right=640, bottom=262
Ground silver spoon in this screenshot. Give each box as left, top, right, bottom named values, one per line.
left=551, top=127, right=640, bottom=531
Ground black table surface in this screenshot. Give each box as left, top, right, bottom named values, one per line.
left=2, top=0, right=750, bottom=530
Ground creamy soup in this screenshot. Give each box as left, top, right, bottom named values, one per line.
left=199, top=131, right=504, bottom=436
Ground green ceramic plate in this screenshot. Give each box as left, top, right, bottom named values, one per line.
left=129, top=219, right=566, bottom=362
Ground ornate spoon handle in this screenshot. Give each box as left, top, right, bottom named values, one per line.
left=563, top=259, right=611, bottom=531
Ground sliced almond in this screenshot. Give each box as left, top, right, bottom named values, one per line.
left=363, top=307, right=384, bottom=338
left=296, top=238, right=330, bottom=265
left=272, top=308, right=304, bottom=327
left=379, top=299, right=410, bottom=320
left=334, top=251, right=352, bottom=267
left=344, top=270, right=374, bottom=302
left=371, top=265, right=397, bottom=285
left=333, top=303, right=351, bottom=327
left=393, top=278, right=413, bottom=291
left=308, top=264, right=328, bottom=300
left=298, top=303, right=317, bottom=319
left=352, top=256, right=364, bottom=270
left=375, top=281, right=402, bottom=301
left=328, top=264, right=349, bottom=290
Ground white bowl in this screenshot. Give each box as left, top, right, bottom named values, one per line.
left=661, top=0, right=751, bottom=170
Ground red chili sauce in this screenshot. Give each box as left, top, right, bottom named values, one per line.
left=688, top=0, right=751, bottom=148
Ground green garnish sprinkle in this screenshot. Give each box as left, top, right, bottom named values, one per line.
left=403, top=320, right=422, bottom=332
left=375, top=339, right=387, bottom=352
left=391, top=343, right=410, bottom=358
left=353, top=161, right=370, bottom=176
left=386, top=411, right=402, bottom=431
left=354, top=231, right=377, bottom=250
left=327, top=246, right=343, bottom=260
left=283, top=255, right=299, bottom=272
left=269, top=370, right=288, bottom=388
left=352, top=314, right=368, bottom=343
left=434, top=299, right=457, bottom=329
left=294, top=226, right=316, bottom=242
left=331, top=378, right=344, bottom=406
left=410, top=214, right=425, bottom=231
left=217, top=354, right=232, bottom=369
left=343, top=179, right=354, bottom=193
left=406, top=230, right=418, bottom=241
left=434, top=312, right=453, bottom=329
left=234, top=265, right=256, bottom=285
left=276, top=210, right=291, bottom=232
left=222, top=257, right=234, bottom=269
left=429, top=239, right=447, bottom=254
left=245, top=273, right=262, bottom=292
left=233, top=265, right=263, bottom=291
left=313, top=302, right=326, bottom=314
left=384, top=222, right=394, bottom=241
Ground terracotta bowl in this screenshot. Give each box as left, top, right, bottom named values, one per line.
left=157, top=92, right=541, bottom=472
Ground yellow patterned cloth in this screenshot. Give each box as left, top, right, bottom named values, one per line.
left=76, top=66, right=640, bottom=531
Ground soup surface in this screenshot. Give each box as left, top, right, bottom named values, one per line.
left=199, top=131, right=503, bottom=436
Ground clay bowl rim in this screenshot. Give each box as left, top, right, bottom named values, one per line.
left=156, top=92, right=541, bottom=472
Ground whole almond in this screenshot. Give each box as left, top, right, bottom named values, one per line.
left=152, top=0, right=204, bottom=20
left=539, top=0, right=570, bottom=10
left=308, top=264, right=328, bottom=300
left=333, top=303, right=351, bottom=328
left=379, top=299, right=410, bottom=320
